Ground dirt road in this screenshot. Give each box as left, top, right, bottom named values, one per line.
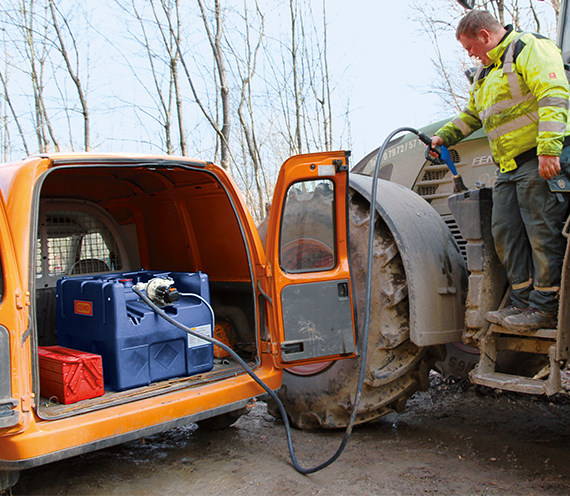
left=8, top=374, right=570, bottom=495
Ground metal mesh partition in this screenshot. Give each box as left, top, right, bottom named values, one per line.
left=37, top=207, right=123, bottom=283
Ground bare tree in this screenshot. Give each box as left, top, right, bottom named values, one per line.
left=290, top=0, right=302, bottom=154
left=0, top=65, right=30, bottom=157
left=15, top=0, right=60, bottom=152
left=128, top=0, right=175, bottom=154
left=321, top=0, right=333, bottom=150
left=49, top=0, right=90, bottom=151
left=157, top=0, right=235, bottom=168
left=151, top=0, right=187, bottom=155
left=168, top=0, right=187, bottom=156
left=0, top=0, right=353, bottom=222
left=113, top=0, right=187, bottom=156
left=411, top=0, right=559, bottom=116
left=231, top=0, right=267, bottom=220
left=196, top=0, right=231, bottom=169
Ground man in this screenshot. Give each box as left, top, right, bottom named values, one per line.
left=431, top=9, right=570, bottom=330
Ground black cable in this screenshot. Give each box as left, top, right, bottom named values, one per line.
left=132, top=127, right=422, bottom=474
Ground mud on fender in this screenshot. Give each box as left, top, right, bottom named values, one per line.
left=349, top=174, right=467, bottom=346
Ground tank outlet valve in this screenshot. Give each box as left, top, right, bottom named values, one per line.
left=133, top=277, right=180, bottom=307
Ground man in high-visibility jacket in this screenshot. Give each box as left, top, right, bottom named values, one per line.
left=431, top=9, right=570, bottom=330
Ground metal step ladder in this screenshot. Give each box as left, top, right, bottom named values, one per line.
left=471, top=218, right=570, bottom=396
left=470, top=323, right=561, bottom=395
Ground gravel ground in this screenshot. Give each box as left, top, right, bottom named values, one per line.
left=6, top=372, right=570, bottom=496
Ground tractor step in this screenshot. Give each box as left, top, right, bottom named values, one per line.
left=471, top=371, right=552, bottom=394
left=488, top=323, right=556, bottom=340
left=471, top=324, right=562, bottom=396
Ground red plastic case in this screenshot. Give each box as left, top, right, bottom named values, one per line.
left=38, top=346, right=104, bottom=404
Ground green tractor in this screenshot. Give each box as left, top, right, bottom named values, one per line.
left=272, top=0, right=570, bottom=428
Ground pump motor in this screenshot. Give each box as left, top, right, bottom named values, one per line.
left=134, top=277, right=180, bottom=307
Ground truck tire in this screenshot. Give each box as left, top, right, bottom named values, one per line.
left=0, top=470, right=20, bottom=493
left=196, top=400, right=255, bottom=431
left=266, top=189, right=438, bottom=429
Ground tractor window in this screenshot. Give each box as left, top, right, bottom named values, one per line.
left=279, top=179, right=335, bottom=273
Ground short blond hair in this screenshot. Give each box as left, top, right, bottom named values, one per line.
left=456, top=10, right=503, bottom=40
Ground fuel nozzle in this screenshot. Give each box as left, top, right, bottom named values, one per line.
left=134, top=277, right=180, bottom=307
left=416, top=132, right=468, bottom=194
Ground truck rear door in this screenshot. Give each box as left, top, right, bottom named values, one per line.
left=0, top=188, right=27, bottom=431
left=265, top=151, right=357, bottom=367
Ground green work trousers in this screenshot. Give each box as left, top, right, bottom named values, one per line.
left=492, top=148, right=570, bottom=312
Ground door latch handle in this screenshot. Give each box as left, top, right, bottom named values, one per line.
left=338, top=282, right=349, bottom=299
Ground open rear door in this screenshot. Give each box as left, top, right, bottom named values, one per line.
left=265, top=151, right=356, bottom=367
left=0, top=187, right=28, bottom=432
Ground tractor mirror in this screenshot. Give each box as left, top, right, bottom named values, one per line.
left=464, top=67, right=477, bottom=84
left=457, top=0, right=475, bottom=8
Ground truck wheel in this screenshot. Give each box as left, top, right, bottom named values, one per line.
left=267, top=190, right=438, bottom=429
left=196, top=400, right=254, bottom=431
left=0, top=470, right=20, bottom=493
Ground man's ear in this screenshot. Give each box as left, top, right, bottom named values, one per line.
left=477, top=29, right=491, bottom=44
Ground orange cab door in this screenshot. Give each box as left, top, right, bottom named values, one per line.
left=265, top=151, right=356, bottom=367
left=0, top=188, right=28, bottom=431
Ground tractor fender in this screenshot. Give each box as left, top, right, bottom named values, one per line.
left=349, top=174, right=467, bottom=346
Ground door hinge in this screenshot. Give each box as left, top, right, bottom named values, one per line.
left=21, top=394, right=34, bottom=412
left=266, top=263, right=273, bottom=278
left=15, top=291, right=30, bottom=309
left=333, top=159, right=348, bottom=172
left=260, top=341, right=272, bottom=354
left=256, top=264, right=266, bottom=277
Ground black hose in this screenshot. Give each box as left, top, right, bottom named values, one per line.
left=132, top=127, right=421, bottom=474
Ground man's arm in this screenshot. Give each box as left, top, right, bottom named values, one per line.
left=434, top=96, right=482, bottom=149
left=518, top=35, right=570, bottom=168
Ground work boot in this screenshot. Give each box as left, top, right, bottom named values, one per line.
left=502, top=307, right=558, bottom=331
left=485, top=304, right=524, bottom=325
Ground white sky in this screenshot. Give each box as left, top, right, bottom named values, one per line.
left=2, top=0, right=558, bottom=167
left=322, top=0, right=453, bottom=163
left=321, top=0, right=558, bottom=163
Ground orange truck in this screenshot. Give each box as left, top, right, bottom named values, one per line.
left=0, top=151, right=466, bottom=491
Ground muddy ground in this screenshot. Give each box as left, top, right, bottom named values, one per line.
left=7, top=373, right=570, bottom=496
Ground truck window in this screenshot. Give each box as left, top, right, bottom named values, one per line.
left=279, top=179, right=335, bottom=273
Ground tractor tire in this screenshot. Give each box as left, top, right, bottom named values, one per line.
left=266, top=189, right=439, bottom=429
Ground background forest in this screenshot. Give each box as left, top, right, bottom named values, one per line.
left=0, top=0, right=561, bottom=220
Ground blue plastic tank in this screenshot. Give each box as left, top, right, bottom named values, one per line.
left=56, top=270, right=214, bottom=391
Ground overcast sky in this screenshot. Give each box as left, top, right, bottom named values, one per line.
left=321, top=0, right=558, bottom=163
left=322, top=0, right=454, bottom=162
left=1, top=0, right=558, bottom=167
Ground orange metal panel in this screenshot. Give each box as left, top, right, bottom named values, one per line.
left=0, top=152, right=281, bottom=469
left=0, top=355, right=281, bottom=463
left=264, top=151, right=356, bottom=367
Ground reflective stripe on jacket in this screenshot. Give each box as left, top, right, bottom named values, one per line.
left=436, top=27, right=570, bottom=172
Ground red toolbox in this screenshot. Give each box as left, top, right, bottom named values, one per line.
left=38, top=346, right=104, bottom=404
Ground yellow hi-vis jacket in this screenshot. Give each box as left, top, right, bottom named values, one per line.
left=436, top=26, right=570, bottom=173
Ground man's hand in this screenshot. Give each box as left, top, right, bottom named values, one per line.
left=538, top=155, right=561, bottom=180
left=428, top=135, right=444, bottom=159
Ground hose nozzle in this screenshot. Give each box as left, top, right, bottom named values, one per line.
left=453, top=174, right=469, bottom=194
left=416, top=133, right=469, bottom=194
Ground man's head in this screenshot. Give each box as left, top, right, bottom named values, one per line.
left=456, top=10, right=506, bottom=65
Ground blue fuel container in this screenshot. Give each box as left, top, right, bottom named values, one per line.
left=56, top=270, right=214, bottom=391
